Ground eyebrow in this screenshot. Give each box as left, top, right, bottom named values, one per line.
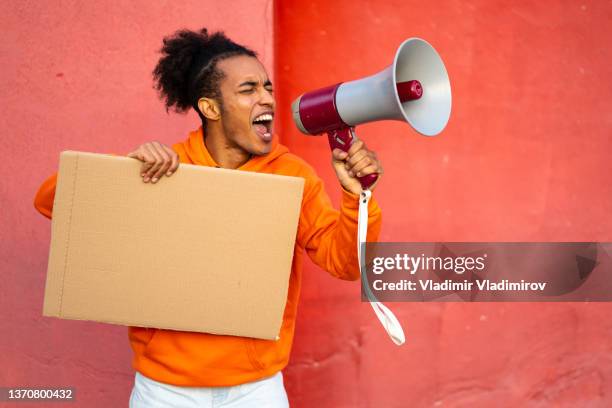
left=238, top=80, right=273, bottom=88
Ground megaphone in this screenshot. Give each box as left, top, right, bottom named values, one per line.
left=292, top=37, right=452, bottom=189
left=291, top=38, right=451, bottom=345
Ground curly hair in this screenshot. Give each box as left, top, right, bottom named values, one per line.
left=152, top=28, right=257, bottom=124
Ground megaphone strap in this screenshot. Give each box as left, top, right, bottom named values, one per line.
left=358, top=190, right=406, bottom=346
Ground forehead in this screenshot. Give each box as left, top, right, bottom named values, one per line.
left=217, top=55, right=269, bottom=85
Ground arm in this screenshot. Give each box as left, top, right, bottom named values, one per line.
left=297, top=171, right=382, bottom=281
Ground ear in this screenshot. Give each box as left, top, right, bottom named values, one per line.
left=198, top=97, right=221, bottom=121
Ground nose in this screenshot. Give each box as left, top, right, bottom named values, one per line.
left=259, top=87, right=275, bottom=108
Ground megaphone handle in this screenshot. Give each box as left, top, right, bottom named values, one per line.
left=327, top=127, right=378, bottom=190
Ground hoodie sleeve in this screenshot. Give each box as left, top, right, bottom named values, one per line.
left=33, top=172, right=58, bottom=220
left=296, top=165, right=382, bottom=281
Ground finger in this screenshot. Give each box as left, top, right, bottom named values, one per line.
left=128, top=150, right=149, bottom=166
left=345, top=149, right=369, bottom=171
left=143, top=143, right=163, bottom=182
left=161, top=145, right=179, bottom=176
left=140, top=155, right=155, bottom=179
left=130, top=148, right=156, bottom=180
left=349, top=155, right=375, bottom=176
left=331, top=148, right=349, bottom=161
left=127, top=151, right=142, bottom=159
left=369, top=152, right=382, bottom=174
left=150, top=142, right=172, bottom=182
left=347, top=139, right=365, bottom=156
left=354, top=163, right=379, bottom=178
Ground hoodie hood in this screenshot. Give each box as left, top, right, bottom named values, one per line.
left=174, top=127, right=289, bottom=172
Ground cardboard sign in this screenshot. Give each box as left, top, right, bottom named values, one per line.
left=43, top=151, right=303, bottom=340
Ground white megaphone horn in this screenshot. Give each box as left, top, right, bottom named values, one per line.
left=292, top=37, right=452, bottom=189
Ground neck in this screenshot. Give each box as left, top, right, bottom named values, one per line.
left=204, top=121, right=251, bottom=169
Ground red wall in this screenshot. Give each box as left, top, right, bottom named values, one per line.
left=4, top=1, right=612, bottom=407
left=1, top=1, right=272, bottom=407
left=275, top=1, right=612, bottom=407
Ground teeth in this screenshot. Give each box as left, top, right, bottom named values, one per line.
left=253, top=113, right=273, bottom=123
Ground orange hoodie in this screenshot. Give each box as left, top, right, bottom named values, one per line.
left=33, top=127, right=382, bottom=387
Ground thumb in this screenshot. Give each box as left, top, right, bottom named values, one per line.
left=331, top=148, right=348, bottom=162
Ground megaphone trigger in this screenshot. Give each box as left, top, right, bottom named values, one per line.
left=327, top=127, right=378, bottom=190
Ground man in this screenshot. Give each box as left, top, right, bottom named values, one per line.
left=34, top=28, right=383, bottom=407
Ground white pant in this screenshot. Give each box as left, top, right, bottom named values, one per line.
left=129, top=371, right=289, bottom=408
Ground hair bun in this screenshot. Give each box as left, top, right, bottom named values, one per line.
left=153, top=27, right=257, bottom=116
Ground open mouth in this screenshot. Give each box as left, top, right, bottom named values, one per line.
left=252, top=113, right=274, bottom=142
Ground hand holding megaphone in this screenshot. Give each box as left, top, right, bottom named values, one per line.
left=330, top=129, right=382, bottom=194
left=292, top=38, right=451, bottom=190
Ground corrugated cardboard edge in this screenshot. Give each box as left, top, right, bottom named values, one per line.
left=42, top=151, right=79, bottom=318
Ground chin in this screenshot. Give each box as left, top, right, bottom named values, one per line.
left=252, top=143, right=272, bottom=156
left=248, top=134, right=273, bottom=156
